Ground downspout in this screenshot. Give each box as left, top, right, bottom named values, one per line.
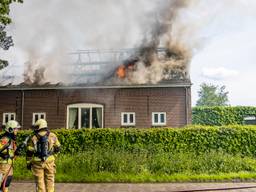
left=185, top=87, right=188, bottom=125
left=21, top=90, right=24, bottom=127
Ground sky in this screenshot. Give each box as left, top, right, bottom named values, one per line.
left=190, top=1, right=256, bottom=106
left=1, top=0, right=256, bottom=106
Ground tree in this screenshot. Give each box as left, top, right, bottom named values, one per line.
left=196, top=83, right=229, bottom=106
left=0, top=0, right=23, bottom=69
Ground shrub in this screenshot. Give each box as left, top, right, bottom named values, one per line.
left=192, top=106, right=256, bottom=125
left=15, top=125, right=256, bottom=157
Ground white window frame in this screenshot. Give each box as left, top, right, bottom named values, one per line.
left=2, top=113, right=16, bottom=125
left=152, top=112, right=166, bottom=126
left=121, top=112, right=136, bottom=126
left=32, top=112, right=46, bottom=124
left=66, top=103, right=104, bottom=129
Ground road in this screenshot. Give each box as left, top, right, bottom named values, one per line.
left=9, top=182, right=256, bottom=192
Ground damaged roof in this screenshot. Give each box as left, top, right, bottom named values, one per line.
left=0, top=78, right=191, bottom=90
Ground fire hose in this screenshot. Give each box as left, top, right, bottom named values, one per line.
left=158, top=185, right=256, bottom=192
left=1, top=136, right=30, bottom=192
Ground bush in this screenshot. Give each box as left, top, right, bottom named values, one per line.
left=15, top=125, right=256, bottom=157
left=12, top=126, right=256, bottom=182
left=192, top=106, right=256, bottom=125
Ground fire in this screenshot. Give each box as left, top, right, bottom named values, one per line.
left=115, top=59, right=137, bottom=80
left=116, top=64, right=126, bottom=78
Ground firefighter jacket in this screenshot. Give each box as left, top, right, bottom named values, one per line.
left=0, top=134, right=16, bottom=164
left=26, top=129, right=61, bottom=164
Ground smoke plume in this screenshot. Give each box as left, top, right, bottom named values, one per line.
left=1, top=0, right=214, bottom=85
left=124, top=0, right=192, bottom=84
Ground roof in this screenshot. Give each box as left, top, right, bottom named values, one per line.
left=0, top=79, right=191, bottom=91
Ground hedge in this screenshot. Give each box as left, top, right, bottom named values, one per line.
left=15, top=125, right=256, bottom=157
left=192, top=106, right=256, bottom=125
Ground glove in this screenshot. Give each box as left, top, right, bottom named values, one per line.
left=53, top=146, right=61, bottom=154
left=15, top=145, right=23, bottom=156
left=0, top=153, right=10, bottom=159
left=27, top=163, right=32, bottom=170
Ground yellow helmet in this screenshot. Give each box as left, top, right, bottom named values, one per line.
left=34, top=119, right=47, bottom=130
left=5, top=120, right=21, bottom=133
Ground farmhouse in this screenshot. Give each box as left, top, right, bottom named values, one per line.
left=0, top=49, right=192, bottom=129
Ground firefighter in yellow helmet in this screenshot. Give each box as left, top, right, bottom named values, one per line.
left=0, top=120, right=21, bottom=192
left=26, top=119, right=61, bottom=192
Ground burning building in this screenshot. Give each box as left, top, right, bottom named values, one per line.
left=0, top=0, right=194, bottom=129
left=0, top=48, right=191, bottom=129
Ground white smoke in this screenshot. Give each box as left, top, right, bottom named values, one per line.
left=2, top=0, right=164, bottom=84
left=1, top=0, right=249, bottom=85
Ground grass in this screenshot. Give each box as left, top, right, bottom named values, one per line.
left=13, top=149, right=256, bottom=182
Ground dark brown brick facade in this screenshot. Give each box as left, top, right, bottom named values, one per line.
left=0, top=86, right=191, bottom=129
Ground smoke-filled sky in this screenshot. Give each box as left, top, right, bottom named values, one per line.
left=0, top=0, right=256, bottom=106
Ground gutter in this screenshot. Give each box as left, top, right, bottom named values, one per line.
left=0, top=83, right=192, bottom=91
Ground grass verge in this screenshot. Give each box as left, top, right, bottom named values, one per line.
left=13, top=149, right=256, bottom=182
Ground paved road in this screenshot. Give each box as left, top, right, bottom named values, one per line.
left=9, top=182, right=256, bottom=192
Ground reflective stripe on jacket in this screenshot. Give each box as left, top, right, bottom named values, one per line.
left=0, top=136, right=16, bottom=164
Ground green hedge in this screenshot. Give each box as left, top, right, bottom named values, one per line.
left=15, top=125, right=256, bottom=157
left=192, top=106, right=256, bottom=125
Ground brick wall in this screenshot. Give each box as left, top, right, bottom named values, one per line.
left=0, top=91, right=21, bottom=123
left=0, top=87, right=191, bottom=129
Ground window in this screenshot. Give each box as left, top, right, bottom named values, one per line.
left=152, top=112, right=166, bottom=126
left=33, top=113, right=46, bottom=124
left=2, top=113, right=16, bottom=125
left=121, top=112, right=135, bottom=126
left=67, top=103, right=103, bottom=129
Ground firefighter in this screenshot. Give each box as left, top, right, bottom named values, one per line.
left=0, top=120, right=21, bottom=192
left=26, top=119, right=61, bottom=192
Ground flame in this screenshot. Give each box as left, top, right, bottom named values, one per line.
left=116, top=64, right=126, bottom=79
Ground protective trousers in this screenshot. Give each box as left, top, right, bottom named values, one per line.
left=0, top=163, right=13, bottom=192
left=31, top=160, right=56, bottom=192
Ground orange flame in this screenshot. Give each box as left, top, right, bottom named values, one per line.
left=116, top=64, right=126, bottom=79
